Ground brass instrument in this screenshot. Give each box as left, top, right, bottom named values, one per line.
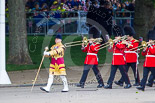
left=64, top=37, right=103, bottom=47
left=129, top=41, right=147, bottom=51
left=129, top=40, right=155, bottom=51
left=96, top=35, right=128, bottom=50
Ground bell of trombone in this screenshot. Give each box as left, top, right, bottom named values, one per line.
left=82, top=37, right=89, bottom=46
left=141, top=41, right=147, bottom=47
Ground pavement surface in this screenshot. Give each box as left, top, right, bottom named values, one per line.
left=0, top=63, right=155, bottom=103
left=0, top=84, right=155, bottom=103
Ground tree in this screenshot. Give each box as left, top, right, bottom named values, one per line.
left=134, top=0, right=155, bottom=40
left=7, top=0, right=32, bottom=64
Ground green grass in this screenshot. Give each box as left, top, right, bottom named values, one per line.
left=6, top=35, right=108, bottom=71
left=6, top=35, right=145, bottom=71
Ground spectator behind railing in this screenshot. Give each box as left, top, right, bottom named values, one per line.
left=50, top=1, right=59, bottom=11
left=32, top=2, right=42, bottom=11
left=58, top=3, right=66, bottom=18
left=41, top=3, right=49, bottom=11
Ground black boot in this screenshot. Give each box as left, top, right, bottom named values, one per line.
left=104, top=84, right=112, bottom=89
left=124, top=84, right=132, bottom=89
left=133, top=83, right=140, bottom=86
left=76, top=83, right=84, bottom=88
left=136, top=86, right=145, bottom=91
left=146, top=83, right=153, bottom=87
left=114, top=81, right=123, bottom=87
left=97, top=84, right=104, bottom=88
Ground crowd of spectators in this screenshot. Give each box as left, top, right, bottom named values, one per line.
left=5, top=0, right=135, bottom=18
left=24, top=0, right=135, bottom=12
left=5, top=0, right=136, bottom=34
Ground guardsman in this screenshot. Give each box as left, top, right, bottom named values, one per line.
left=40, top=34, right=69, bottom=93
left=76, top=34, right=104, bottom=88
left=137, top=30, right=155, bottom=91
left=114, top=25, right=140, bottom=86
left=104, top=25, right=132, bottom=89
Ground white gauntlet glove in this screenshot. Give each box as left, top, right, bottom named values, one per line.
left=44, top=51, right=50, bottom=56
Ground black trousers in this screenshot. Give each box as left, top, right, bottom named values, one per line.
left=79, top=64, right=104, bottom=86
left=141, top=67, right=155, bottom=88
left=118, top=63, right=140, bottom=84
left=107, top=65, right=130, bottom=85
left=148, top=73, right=155, bottom=85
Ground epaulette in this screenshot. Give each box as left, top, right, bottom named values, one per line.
left=133, top=39, right=139, bottom=43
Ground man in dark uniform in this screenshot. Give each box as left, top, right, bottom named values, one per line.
left=114, top=25, right=140, bottom=87
left=86, top=0, right=100, bottom=39
left=104, top=25, right=132, bottom=89
left=96, top=1, right=112, bottom=37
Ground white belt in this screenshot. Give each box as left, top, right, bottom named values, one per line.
left=113, top=53, right=123, bottom=55
left=124, top=51, right=136, bottom=53
left=87, top=53, right=97, bottom=56
left=146, top=55, right=155, bottom=57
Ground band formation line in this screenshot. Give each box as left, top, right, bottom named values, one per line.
left=36, top=24, right=155, bottom=93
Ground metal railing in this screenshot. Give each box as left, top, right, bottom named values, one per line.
left=6, top=11, right=134, bottom=35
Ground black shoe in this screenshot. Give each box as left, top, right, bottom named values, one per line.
left=136, top=86, right=145, bottom=91
left=76, top=83, right=84, bottom=88
left=97, top=84, right=104, bottom=88
left=114, top=81, right=123, bottom=87
left=104, top=84, right=112, bottom=89
left=40, top=87, right=49, bottom=93
left=124, top=84, right=132, bottom=89
left=133, top=83, right=140, bottom=86
left=146, top=83, right=153, bottom=87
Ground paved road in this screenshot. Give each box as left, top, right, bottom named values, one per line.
left=0, top=84, right=155, bottom=103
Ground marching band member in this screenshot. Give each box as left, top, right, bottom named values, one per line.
left=104, top=25, right=132, bottom=89
left=76, top=34, right=104, bottom=88
left=115, top=25, right=140, bottom=86
left=137, top=30, right=155, bottom=91
left=40, top=34, right=69, bottom=93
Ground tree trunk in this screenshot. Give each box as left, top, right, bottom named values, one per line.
left=134, top=0, right=155, bottom=40
left=7, top=0, right=32, bottom=64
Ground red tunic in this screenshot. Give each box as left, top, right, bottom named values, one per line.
left=124, top=39, right=139, bottom=63
left=82, top=43, right=99, bottom=65
left=142, top=45, right=155, bottom=67
left=108, top=41, right=126, bottom=65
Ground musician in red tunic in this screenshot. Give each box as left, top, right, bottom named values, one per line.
left=104, top=25, right=131, bottom=89
left=137, top=30, right=155, bottom=91
left=76, top=34, right=104, bottom=88
left=115, top=25, right=140, bottom=86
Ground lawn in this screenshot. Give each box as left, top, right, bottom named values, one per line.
left=6, top=35, right=108, bottom=71
left=6, top=35, right=145, bottom=71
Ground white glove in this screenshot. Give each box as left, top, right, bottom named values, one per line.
left=45, top=47, right=49, bottom=51
left=44, top=51, right=50, bottom=56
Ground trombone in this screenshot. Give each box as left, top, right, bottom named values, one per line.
left=129, top=40, right=155, bottom=51
left=64, top=37, right=103, bottom=47
left=96, top=35, right=128, bottom=50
